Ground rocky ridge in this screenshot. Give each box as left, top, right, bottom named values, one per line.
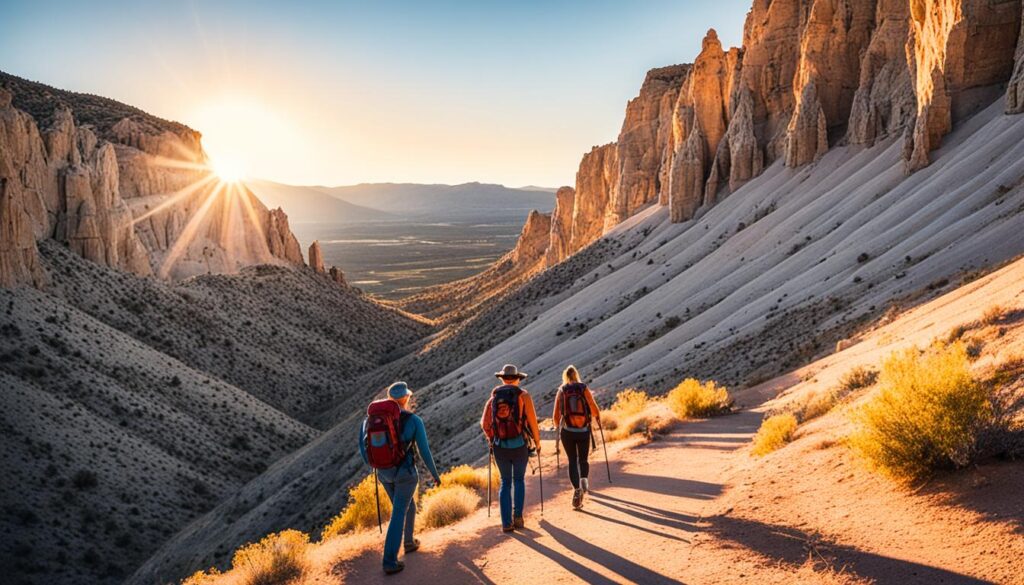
left=0, top=72, right=304, bottom=287
left=532, top=0, right=1024, bottom=270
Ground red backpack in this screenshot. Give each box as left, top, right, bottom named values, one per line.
left=561, top=383, right=592, bottom=429
left=490, top=385, right=525, bottom=443
left=364, top=400, right=410, bottom=469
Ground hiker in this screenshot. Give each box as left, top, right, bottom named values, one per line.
left=552, top=365, right=602, bottom=510
left=480, top=364, right=541, bottom=533
left=360, top=381, right=442, bottom=575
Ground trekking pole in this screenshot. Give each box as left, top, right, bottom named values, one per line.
left=374, top=469, right=383, bottom=534
left=597, top=418, right=612, bottom=484
left=555, top=423, right=561, bottom=471
left=487, top=447, right=493, bottom=518
left=536, top=447, right=544, bottom=516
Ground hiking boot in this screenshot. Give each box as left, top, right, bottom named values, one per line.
left=581, top=477, right=589, bottom=493
left=502, top=524, right=515, bottom=533
left=572, top=488, right=583, bottom=510
left=404, top=538, right=420, bottom=553
left=513, top=515, right=525, bottom=529
left=384, top=561, right=405, bottom=575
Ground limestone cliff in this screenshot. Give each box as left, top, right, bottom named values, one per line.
left=0, top=72, right=305, bottom=287
left=545, top=186, right=576, bottom=267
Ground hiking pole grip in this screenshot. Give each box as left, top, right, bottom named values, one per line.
left=374, top=469, right=383, bottom=534
left=598, top=418, right=612, bottom=484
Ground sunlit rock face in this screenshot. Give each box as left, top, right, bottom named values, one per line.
left=545, top=186, right=576, bottom=267
left=0, top=74, right=305, bottom=287
left=554, top=0, right=1024, bottom=247
left=308, top=240, right=325, bottom=273
left=510, top=209, right=552, bottom=268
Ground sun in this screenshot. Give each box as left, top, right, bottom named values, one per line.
left=211, top=155, right=247, bottom=183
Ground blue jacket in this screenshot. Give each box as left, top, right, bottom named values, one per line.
left=359, top=411, right=441, bottom=481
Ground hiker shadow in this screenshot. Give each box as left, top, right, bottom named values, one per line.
left=587, top=492, right=699, bottom=532
left=607, top=470, right=723, bottom=500
left=509, top=531, right=620, bottom=585
left=577, top=508, right=690, bottom=542
left=707, top=515, right=993, bottom=584
left=538, top=519, right=684, bottom=585
left=919, top=460, right=1024, bottom=536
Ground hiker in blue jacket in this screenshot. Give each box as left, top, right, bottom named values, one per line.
left=359, top=381, right=442, bottom=575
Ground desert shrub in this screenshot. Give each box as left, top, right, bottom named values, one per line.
left=231, top=530, right=308, bottom=585
left=610, top=388, right=650, bottom=416
left=419, top=485, right=480, bottom=529
left=182, top=568, right=221, bottom=585
left=848, top=342, right=993, bottom=481
left=837, top=366, right=878, bottom=394
left=666, top=379, right=733, bottom=418
left=72, top=470, right=98, bottom=490
left=321, top=473, right=390, bottom=540
left=432, top=464, right=498, bottom=498
left=751, top=414, right=798, bottom=456
left=798, top=390, right=840, bottom=422
left=982, top=304, right=1005, bottom=326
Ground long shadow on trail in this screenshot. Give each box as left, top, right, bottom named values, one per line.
left=603, top=470, right=722, bottom=499
left=707, top=515, right=994, bottom=585
left=539, top=520, right=685, bottom=585
left=587, top=494, right=699, bottom=532
left=509, top=530, right=619, bottom=585
left=577, top=508, right=690, bottom=542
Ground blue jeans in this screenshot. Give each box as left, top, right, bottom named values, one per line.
left=377, top=464, right=418, bottom=568
left=493, top=445, right=528, bottom=527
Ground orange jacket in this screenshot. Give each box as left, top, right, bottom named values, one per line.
left=552, top=384, right=601, bottom=429
left=480, top=387, right=541, bottom=447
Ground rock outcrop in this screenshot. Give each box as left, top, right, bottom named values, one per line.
left=545, top=186, right=576, bottom=267
left=1010, top=6, right=1024, bottom=113
left=510, top=210, right=552, bottom=268
left=0, top=73, right=306, bottom=287
left=329, top=266, right=346, bottom=286
left=571, top=144, right=618, bottom=254
left=309, top=240, right=325, bottom=273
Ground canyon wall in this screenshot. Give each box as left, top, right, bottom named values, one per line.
left=540, top=0, right=1024, bottom=268
left=0, top=75, right=304, bottom=287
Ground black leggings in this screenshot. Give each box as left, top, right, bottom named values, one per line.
left=560, top=428, right=592, bottom=489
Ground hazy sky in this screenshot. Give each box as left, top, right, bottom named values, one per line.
left=2, top=0, right=750, bottom=187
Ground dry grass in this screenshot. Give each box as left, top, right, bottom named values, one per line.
left=182, top=568, right=222, bottom=585
left=435, top=463, right=498, bottom=497
left=609, top=388, right=650, bottom=416
left=231, top=530, right=309, bottom=585
left=321, top=473, right=391, bottom=540
left=837, top=366, right=878, bottom=394
left=848, top=342, right=994, bottom=481
left=751, top=413, right=798, bottom=456
left=666, top=379, right=733, bottom=419
left=418, top=484, right=480, bottom=529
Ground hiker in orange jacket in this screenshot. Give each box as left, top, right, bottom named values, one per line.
left=480, top=364, right=541, bottom=532
left=552, top=365, right=601, bottom=510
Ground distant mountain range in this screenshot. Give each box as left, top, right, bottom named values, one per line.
left=249, top=180, right=557, bottom=223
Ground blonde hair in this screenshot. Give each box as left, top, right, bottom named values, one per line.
left=562, top=365, right=581, bottom=385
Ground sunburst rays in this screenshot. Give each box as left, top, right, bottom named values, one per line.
left=139, top=152, right=272, bottom=280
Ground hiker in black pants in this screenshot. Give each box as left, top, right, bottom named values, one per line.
left=552, top=365, right=602, bottom=510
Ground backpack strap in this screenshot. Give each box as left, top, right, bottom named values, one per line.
left=398, top=411, right=416, bottom=468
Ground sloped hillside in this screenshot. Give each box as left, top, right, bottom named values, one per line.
left=0, top=242, right=433, bottom=585
left=131, top=96, right=1024, bottom=585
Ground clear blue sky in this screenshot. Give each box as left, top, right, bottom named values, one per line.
left=2, top=0, right=751, bottom=187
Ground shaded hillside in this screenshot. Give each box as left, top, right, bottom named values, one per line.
left=39, top=242, right=432, bottom=426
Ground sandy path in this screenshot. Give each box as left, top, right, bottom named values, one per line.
left=329, top=411, right=764, bottom=585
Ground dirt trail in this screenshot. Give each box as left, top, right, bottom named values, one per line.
left=328, top=411, right=770, bottom=585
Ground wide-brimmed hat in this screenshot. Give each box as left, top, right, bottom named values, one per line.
left=387, top=381, right=413, bottom=399
left=494, top=364, right=527, bottom=380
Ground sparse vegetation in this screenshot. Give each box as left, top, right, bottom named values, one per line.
left=609, top=388, right=650, bottom=416
left=982, top=304, right=1006, bottom=326
left=752, top=413, right=798, bottom=456
left=434, top=463, right=498, bottom=496
left=321, top=473, right=391, bottom=539
left=666, top=379, right=733, bottom=418
left=848, top=342, right=994, bottom=481
left=418, top=484, right=480, bottom=529
left=838, top=366, right=878, bottom=394
left=231, top=530, right=309, bottom=585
